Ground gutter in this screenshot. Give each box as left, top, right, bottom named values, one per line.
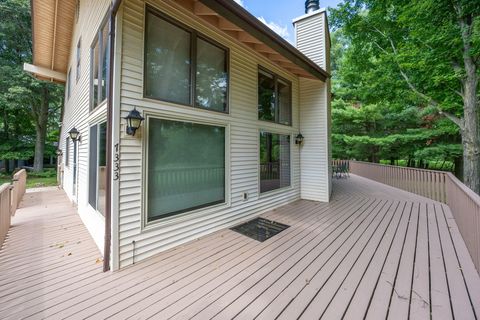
left=104, top=0, right=123, bottom=272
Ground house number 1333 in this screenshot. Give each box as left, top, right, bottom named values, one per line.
left=113, top=143, right=120, bottom=181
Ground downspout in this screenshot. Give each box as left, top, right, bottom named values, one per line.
left=104, top=0, right=123, bottom=272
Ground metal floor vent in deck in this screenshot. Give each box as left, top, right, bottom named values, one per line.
left=231, top=218, right=290, bottom=242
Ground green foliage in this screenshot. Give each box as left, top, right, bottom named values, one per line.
left=327, top=0, right=478, bottom=171
left=0, top=0, right=63, bottom=171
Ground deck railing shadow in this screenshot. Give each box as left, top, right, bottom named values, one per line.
left=337, top=160, right=480, bottom=272
left=0, top=169, right=27, bottom=248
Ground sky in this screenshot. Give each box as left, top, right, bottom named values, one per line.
left=233, top=0, right=343, bottom=43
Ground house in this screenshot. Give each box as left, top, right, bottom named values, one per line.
left=25, top=0, right=331, bottom=271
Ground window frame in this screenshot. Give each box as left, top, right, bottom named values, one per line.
left=142, top=113, right=230, bottom=228
left=90, top=15, right=111, bottom=112
left=143, top=6, right=230, bottom=114
left=65, top=137, right=70, bottom=167
left=258, top=130, right=293, bottom=195
left=76, top=38, right=81, bottom=83
left=66, top=67, right=72, bottom=100
left=257, top=66, right=292, bottom=126
left=88, top=122, right=107, bottom=216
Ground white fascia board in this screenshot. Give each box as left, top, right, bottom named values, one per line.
left=23, top=63, right=67, bottom=83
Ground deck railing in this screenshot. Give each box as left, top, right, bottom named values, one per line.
left=344, top=160, right=480, bottom=271
left=11, top=169, right=27, bottom=216
left=0, top=183, right=12, bottom=248
left=0, top=169, right=27, bottom=248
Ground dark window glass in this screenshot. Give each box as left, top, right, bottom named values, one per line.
left=76, top=39, right=81, bottom=82
left=145, top=12, right=191, bottom=105
left=65, top=137, right=70, bottom=167
left=258, top=70, right=275, bottom=122
left=67, top=69, right=72, bottom=99
left=147, top=118, right=225, bottom=221
left=259, top=132, right=291, bottom=193
left=258, top=69, right=292, bottom=125
left=92, top=39, right=99, bottom=108
left=196, top=38, right=228, bottom=112
left=91, top=18, right=110, bottom=110
left=144, top=8, right=229, bottom=112
left=88, top=122, right=107, bottom=215
left=277, top=79, right=292, bottom=125
left=88, top=125, right=98, bottom=210
left=100, top=23, right=109, bottom=102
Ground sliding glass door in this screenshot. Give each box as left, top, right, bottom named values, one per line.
left=146, top=118, right=226, bottom=222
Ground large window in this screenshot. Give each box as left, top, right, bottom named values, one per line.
left=88, top=122, right=107, bottom=215
left=146, top=118, right=225, bottom=222
left=144, top=8, right=228, bottom=112
left=258, top=68, right=292, bottom=126
left=259, top=132, right=291, bottom=193
left=91, top=18, right=110, bottom=110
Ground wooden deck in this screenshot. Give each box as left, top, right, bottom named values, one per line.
left=1, top=176, right=479, bottom=319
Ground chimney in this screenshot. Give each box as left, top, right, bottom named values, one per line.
left=305, top=0, right=320, bottom=14
left=293, top=1, right=330, bottom=72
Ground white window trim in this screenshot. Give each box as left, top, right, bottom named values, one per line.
left=141, top=112, right=231, bottom=232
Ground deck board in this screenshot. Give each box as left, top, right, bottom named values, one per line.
left=0, top=176, right=479, bottom=320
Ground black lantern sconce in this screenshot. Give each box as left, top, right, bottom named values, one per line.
left=68, top=127, right=81, bottom=142
left=295, top=133, right=304, bottom=145
left=125, top=107, right=144, bottom=136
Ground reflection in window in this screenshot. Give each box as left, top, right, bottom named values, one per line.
left=145, top=12, right=191, bottom=105
left=91, top=18, right=110, bottom=110
left=258, top=70, right=275, bottom=122
left=196, top=38, right=228, bottom=112
left=88, top=122, right=107, bottom=216
left=258, top=68, right=292, bottom=125
left=144, top=8, right=229, bottom=112
left=147, top=118, right=225, bottom=221
left=260, top=132, right=290, bottom=193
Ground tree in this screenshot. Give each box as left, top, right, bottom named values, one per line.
left=0, top=0, right=63, bottom=172
left=331, top=0, right=480, bottom=193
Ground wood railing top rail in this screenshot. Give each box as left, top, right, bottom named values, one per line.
left=0, top=183, right=11, bottom=194
left=349, top=160, right=450, bottom=175
left=445, top=172, right=480, bottom=206
left=13, top=169, right=27, bottom=180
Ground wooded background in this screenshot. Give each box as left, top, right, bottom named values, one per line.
left=330, top=0, right=479, bottom=194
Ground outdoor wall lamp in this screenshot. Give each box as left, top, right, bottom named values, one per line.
left=68, top=127, right=81, bottom=142
left=295, top=133, right=304, bottom=145
left=125, top=107, right=144, bottom=136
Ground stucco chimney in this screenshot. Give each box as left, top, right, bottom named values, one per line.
left=305, top=0, right=320, bottom=14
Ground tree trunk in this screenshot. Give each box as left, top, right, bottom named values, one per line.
left=459, top=12, right=480, bottom=195
left=33, top=86, right=49, bottom=172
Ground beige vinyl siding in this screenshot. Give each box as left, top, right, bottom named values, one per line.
left=117, top=0, right=304, bottom=268
left=60, top=0, right=111, bottom=253
left=295, top=11, right=328, bottom=71
left=294, top=10, right=331, bottom=202
left=299, top=78, right=330, bottom=201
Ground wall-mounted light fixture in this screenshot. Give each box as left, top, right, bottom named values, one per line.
left=125, top=107, right=144, bottom=136
left=68, top=127, right=81, bottom=142
left=295, top=133, right=304, bottom=145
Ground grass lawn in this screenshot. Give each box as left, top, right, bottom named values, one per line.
left=0, top=169, right=58, bottom=189
left=26, top=176, right=58, bottom=188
